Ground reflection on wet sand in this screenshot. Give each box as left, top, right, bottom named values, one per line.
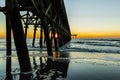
left=5, top=52, right=70, bottom=80
left=19, top=74, right=32, bottom=80
left=5, top=57, right=12, bottom=80
left=33, top=52, right=70, bottom=80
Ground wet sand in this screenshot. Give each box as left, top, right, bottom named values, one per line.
left=1, top=51, right=120, bottom=80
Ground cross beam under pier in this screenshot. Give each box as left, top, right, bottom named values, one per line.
left=0, top=0, right=71, bottom=73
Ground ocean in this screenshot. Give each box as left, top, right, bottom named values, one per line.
left=1, top=38, right=120, bottom=80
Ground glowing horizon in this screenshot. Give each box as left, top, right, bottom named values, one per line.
left=0, top=0, right=120, bottom=38
left=71, top=31, right=120, bottom=38
left=1, top=30, right=120, bottom=38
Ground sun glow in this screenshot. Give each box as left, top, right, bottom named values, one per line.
left=71, top=31, right=120, bottom=38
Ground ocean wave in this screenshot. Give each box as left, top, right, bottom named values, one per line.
left=102, top=56, right=120, bottom=62
left=68, top=39, right=120, bottom=53
left=0, top=49, right=6, bottom=51
left=73, top=39, right=120, bottom=47
left=0, top=38, right=120, bottom=54
left=78, top=38, right=120, bottom=42
left=74, top=41, right=120, bottom=47
left=62, top=47, right=120, bottom=54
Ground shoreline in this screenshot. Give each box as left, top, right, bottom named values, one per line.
left=1, top=51, right=120, bottom=80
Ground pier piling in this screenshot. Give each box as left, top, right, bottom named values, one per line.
left=42, top=17, right=53, bottom=55
left=6, top=0, right=32, bottom=72
left=40, top=26, right=43, bottom=48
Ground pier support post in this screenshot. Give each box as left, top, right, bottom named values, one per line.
left=6, top=0, right=32, bottom=72
left=5, top=0, right=12, bottom=76
left=40, top=26, right=43, bottom=48
left=24, top=11, right=29, bottom=40
left=32, top=25, right=37, bottom=47
left=24, top=25, right=28, bottom=40
left=50, top=29, right=53, bottom=47
left=42, top=17, right=52, bottom=55
left=5, top=0, right=11, bottom=56
left=6, top=17, right=12, bottom=79
left=6, top=15, right=11, bottom=56
left=52, top=28, right=58, bottom=51
left=58, top=33, right=62, bottom=47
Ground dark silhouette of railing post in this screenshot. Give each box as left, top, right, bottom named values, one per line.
left=6, top=0, right=32, bottom=72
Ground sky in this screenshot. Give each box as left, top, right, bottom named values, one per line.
left=64, top=0, right=120, bottom=38
left=0, top=0, right=120, bottom=38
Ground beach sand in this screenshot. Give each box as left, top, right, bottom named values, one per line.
left=1, top=50, right=120, bottom=80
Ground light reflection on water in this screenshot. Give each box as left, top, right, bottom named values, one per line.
left=1, top=50, right=120, bottom=80
left=0, top=51, right=70, bottom=80
left=66, top=52, right=120, bottom=80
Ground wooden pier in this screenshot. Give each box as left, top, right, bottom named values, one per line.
left=0, top=0, right=71, bottom=75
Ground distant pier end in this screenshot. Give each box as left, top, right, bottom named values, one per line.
left=71, top=34, right=77, bottom=39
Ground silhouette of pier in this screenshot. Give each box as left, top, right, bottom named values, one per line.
left=71, top=34, right=77, bottom=39
left=0, top=0, right=71, bottom=77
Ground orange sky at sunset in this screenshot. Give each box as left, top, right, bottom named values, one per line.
left=0, top=0, right=120, bottom=38
left=1, top=28, right=120, bottom=38
left=71, top=31, right=120, bottom=38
